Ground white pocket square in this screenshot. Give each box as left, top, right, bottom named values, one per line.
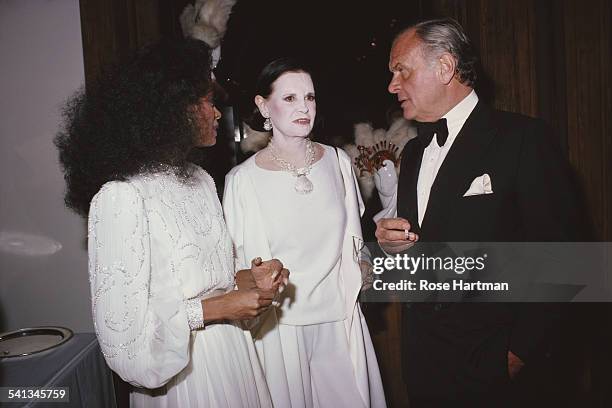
left=463, top=173, right=493, bottom=197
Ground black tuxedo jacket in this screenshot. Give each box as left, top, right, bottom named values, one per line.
left=396, top=101, right=582, bottom=399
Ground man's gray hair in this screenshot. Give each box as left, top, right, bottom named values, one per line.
left=398, top=18, right=478, bottom=87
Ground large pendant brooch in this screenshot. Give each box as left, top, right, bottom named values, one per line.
left=268, top=139, right=316, bottom=195
left=294, top=174, right=314, bottom=194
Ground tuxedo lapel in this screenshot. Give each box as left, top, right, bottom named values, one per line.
left=420, top=102, right=498, bottom=236
left=397, top=139, right=424, bottom=234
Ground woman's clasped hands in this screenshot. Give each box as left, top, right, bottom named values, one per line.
left=207, top=257, right=289, bottom=321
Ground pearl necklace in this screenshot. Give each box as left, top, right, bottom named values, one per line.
left=268, top=139, right=315, bottom=194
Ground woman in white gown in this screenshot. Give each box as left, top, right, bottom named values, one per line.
left=223, top=58, right=386, bottom=408
left=55, top=39, right=286, bottom=407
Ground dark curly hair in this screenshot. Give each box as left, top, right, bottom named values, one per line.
left=55, top=38, right=213, bottom=216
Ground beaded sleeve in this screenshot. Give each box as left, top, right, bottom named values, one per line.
left=88, top=181, right=191, bottom=389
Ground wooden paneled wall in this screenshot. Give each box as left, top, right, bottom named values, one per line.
left=79, top=0, right=189, bottom=87
left=560, top=0, right=611, bottom=241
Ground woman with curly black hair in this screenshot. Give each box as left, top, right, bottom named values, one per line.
left=55, top=39, right=284, bottom=407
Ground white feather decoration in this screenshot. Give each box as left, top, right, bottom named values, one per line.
left=342, top=118, right=417, bottom=201
left=354, top=123, right=375, bottom=147
left=180, top=0, right=237, bottom=48
left=386, top=117, right=417, bottom=153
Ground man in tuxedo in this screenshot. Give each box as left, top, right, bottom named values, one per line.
left=376, top=18, right=582, bottom=407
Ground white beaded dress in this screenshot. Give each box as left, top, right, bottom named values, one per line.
left=88, top=165, right=272, bottom=408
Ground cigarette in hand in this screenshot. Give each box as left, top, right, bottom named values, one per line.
left=405, top=230, right=418, bottom=241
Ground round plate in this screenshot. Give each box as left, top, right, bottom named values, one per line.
left=0, top=327, right=73, bottom=358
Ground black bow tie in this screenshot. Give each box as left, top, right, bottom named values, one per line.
left=416, top=118, right=449, bottom=147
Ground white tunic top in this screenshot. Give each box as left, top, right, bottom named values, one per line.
left=247, top=149, right=347, bottom=324
left=88, top=166, right=271, bottom=407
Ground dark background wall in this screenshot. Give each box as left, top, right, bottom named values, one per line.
left=78, top=1, right=612, bottom=406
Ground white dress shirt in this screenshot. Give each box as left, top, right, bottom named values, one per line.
left=416, top=90, right=479, bottom=226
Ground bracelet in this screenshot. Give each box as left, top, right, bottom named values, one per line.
left=184, top=297, right=204, bottom=330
